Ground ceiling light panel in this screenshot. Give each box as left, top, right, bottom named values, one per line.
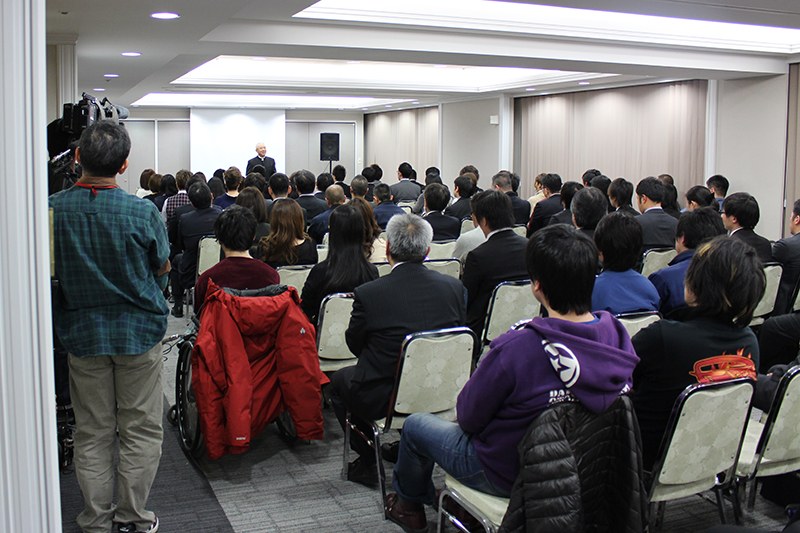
left=131, top=93, right=409, bottom=109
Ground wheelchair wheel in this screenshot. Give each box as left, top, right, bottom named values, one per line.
left=175, top=337, right=204, bottom=459
left=275, top=410, right=298, bottom=443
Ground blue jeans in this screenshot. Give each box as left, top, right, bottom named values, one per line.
left=392, top=413, right=509, bottom=505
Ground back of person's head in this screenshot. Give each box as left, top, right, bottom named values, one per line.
left=348, top=197, right=382, bottom=253
left=139, top=168, right=155, bottom=189
left=214, top=205, right=257, bottom=252
left=235, top=186, right=268, bottom=223
left=188, top=181, right=212, bottom=209
left=424, top=183, right=450, bottom=212
left=223, top=168, right=242, bottom=191
left=526, top=224, right=598, bottom=315
left=581, top=168, right=602, bottom=186
left=534, top=173, right=545, bottom=189
left=176, top=169, right=193, bottom=190
left=636, top=176, right=665, bottom=204
left=608, top=178, right=634, bottom=208
left=351, top=176, right=368, bottom=197
left=370, top=163, right=383, bottom=181
left=213, top=168, right=225, bottom=180
left=657, top=174, right=674, bottom=186
left=361, top=166, right=376, bottom=182
left=686, top=185, right=715, bottom=209
left=269, top=173, right=290, bottom=197
left=676, top=206, right=725, bottom=249
left=77, top=120, right=131, bottom=177
left=560, top=181, right=584, bottom=210
left=147, top=173, right=162, bottom=193
left=793, top=198, right=800, bottom=218
left=252, top=164, right=267, bottom=178
left=424, top=173, right=443, bottom=187
left=207, top=176, right=225, bottom=199
left=460, top=165, right=479, bottom=182
left=425, top=166, right=440, bottom=179
left=662, top=184, right=680, bottom=211
left=324, top=205, right=377, bottom=293
left=326, top=183, right=346, bottom=205
left=454, top=175, right=475, bottom=198
left=317, top=172, right=334, bottom=192
left=685, top=236, right=765, bottom=327
left=509, top=172, right=520, bottom=193
left=259, top=199, right=306, bottom=264
left=594, top=212, right=642, bottom=272
left=471, top=189, right=514, bottom=231
left=590, top=175, right=611, bottom=196
left=722, top=192, right=760, bottom=229
left=571, top=187, right=608, bottom=230
left=386, top=213, right=432, bottom=263
left=706, top=174, right=730, bottom=197
left=243, top=172, right=267, bottom=195
left=374, top=183, right=392, bottom=203
left=541, top=173, right=562, bottom=194
left=491, top=171, right=513, bottom=192
left=398, top=162, right=413, bottom=179
left=185, top=174, right=205, bottom=194
left=332, top=165, right=346, bottom=182
left=194, top=171, right=206, bottom=181
left=160, top=174, right=177, bottom=196
left=328, top=204, right=365, bottom=252
left=294, top=169, right=316, bottom=194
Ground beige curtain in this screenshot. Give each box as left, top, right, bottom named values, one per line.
left=365, top=106, right=439, bottom=177
left=784, top=64, right=800, bottom=238
left=515, top=80, right=707, bottom=203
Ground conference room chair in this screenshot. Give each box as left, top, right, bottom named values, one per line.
left=427, top=240, right=457, bottom=260
left=277, top=265, right=314, bottom=292
left=482, top=280, right=540, bottom=357
left=749, top=262, right=783, bottom=327
left=460, top=218, right=475, bottom=235
left=615, top=311, right=661, bottom=339
left=316, top=293, right=357, bottom=373
left=640, top=248, right=677, bottom=279
left=424, top=258, right=461, bottom=279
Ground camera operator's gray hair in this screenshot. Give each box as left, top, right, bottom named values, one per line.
left=386, top=213, right=432, bottom=262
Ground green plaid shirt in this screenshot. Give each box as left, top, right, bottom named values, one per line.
left=50, top=185, right=170, bottom=357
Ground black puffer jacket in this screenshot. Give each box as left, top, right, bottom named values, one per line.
left=498, top=396, right=647, bottom=533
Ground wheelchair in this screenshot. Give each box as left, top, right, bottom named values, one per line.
left=165, top=319, right=204, bottom=460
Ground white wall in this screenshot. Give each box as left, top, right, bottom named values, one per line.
left=287, top=110, right=364, bottom=172
left=190, top=108, right=286, bottom=177
left=715, top=75, right=789, bottom=240
left=440, top=98, right=501, bottom=189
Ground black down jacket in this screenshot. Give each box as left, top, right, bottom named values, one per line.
left=498, top=395, right=647, bottom=533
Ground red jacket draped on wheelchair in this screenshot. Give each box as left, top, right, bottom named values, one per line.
left=192, top=281, right=329, bottom=460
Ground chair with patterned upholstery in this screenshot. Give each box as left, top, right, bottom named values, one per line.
left=640, top=248, right=677, bottom=278
left=374, top=262, right=392, bottom=277
left=482, top=280, right=540, bottom=348
left=648, top=378, right=755, bottom=531
left=316, top=293, right=356, bottom=373
left=460, top=218, right=475, bottom=235
left=342, top=327, right=478, bottom=518
left=197, top=236, right=222, bottom=277
left=749, top=262, right=783, bottom=326
left=615, top=311, right=661, bottom=339
left=276, top=265, right=314, bottom=292
left=424, top=259, right=461, bottom=279
left=428, top=240, right=457, bottom=260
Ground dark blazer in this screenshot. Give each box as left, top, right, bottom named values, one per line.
left=547, top=208, right=574, bottom=227
left=617, top=205, right=640, bottom=217
left=314, top=190, right=326, bottom=201
left=373, top=201, right=405, bottom=229
left=636, top=207, right=678, bottom=253
left=333, top=181, right=351, bottom=199
left=732, top=228, right=773, bottom=264
left=296, top=194, right=328, bottom=221
left=342, top=262, right=466, bottom=418
left=445, top=197, right=472, bottom=221
left=507, top=191, right=532, bottom=226
left=424, top=211, right=461, bottom=241
left=527, top=194, right=563, bottom=237
left=462, top=229, right=529, bottom=336
left=308, top=207, right=334, bottom=244
left=390, top=179, right=421, bottom=202
left=246, top=155, right=276, bottom=177
left=177, top=206, right=222, bottom=286
left=772, top=232, right=800, bottom=314
left=168, top=202, right=195, bottom=254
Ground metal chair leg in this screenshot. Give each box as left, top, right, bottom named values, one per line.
left=747, top=478, right=758, bottom=511
left=372, top=424, right=388, bottom=517
left=714, top=487, right=728, bottom=524
left=342, top=412, right=351, bottom=480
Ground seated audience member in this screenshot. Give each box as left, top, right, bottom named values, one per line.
left=194, top=206, right=279, bottom=315
left=329, top=214, right=466, bottom=487
left=527, top=173, right=563, bottom=237
left=452, top=210, right=487, bottom=265
left=460, top=165, right=482, bottom=193
left=706, top=174, right=729, bottom=210
left=348, top=197, right=386, bottom=262
left=385, top=224, right=639, bottom=531
left=463, top=190, right=528, bottom=337
left=136, top=168, right=155, bottom=198
left=547, top=181, right=583, bottom=226
left=212, top=167, right=242, bottom=210
left=162, top=169, right=193, bottom=225
left=570, top=186, right=607, bottom=239
left=332, top=164, right=351, bottom=199
left=685, top=185, right=716, bottom=211
left=294, top=169, right=328, bottom=221
left=361, top=166, right=377, bottom=202
left=648, top=207, right=725, bottom=316
left=590, top=174, right=613, bottom=213
left=582, top=168, right=602, bottom=187
left=635, top=176, right=678, bottom=253
left=722, top=192, right=773, bottom=264
left=235, top=186, right=270, bottom=245
left=657, top=174, right=674, bottom=186
left=242, top=171, right=267, bottom=196
left=308, top=185, right=346, bottom=244
left=315, top=172, right=334, bottom=201
left=256, top=199, right=317, bottom=268
left=350, top=175, right=369, bottom=201
left=266, top=173, right=308, bottom=224
left=608, top=177, right=639, bottom=217
left=207, top=173, right=225, bottom=200
left=300, top=205, right=379, bottom=323
left=492, top=171, right=531, bottom=225
left=758, top=313, right=800, bottom=374
left=592, top=212, right=659, bottom=314
left=372, top=183, right=405, bottom=229
left=444, top=175, right=475, bottom=221
left=153, top=174, right=176, bottom=212
left=661, top=184, right=682, bottom=219
left=169, top=174, right=209, bottom=257
left=143, top=172, right=162, bottom=203
left=370, top=163, right=384, bottom=185
left=632, top=236, right=764, bottom=471
left=526, top=173, right=547, bottom=209
left=391, top=162, right=421, bottom=202
left=422, top=183, right=460, bottom=241
left=772, top=199, right=800, bottom=315
left=411, top=173, right=442, bottom=215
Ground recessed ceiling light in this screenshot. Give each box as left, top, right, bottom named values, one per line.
left=252, top=57, right=267, bottom=61
left=104, top=73, right=119, bottom=78
left=93, top=88, right=105, bottom=92
left=121, top=52, right=141, bottom=57
left=151, top=12, right=179, bottom=20
left=525, top=87, right=536, bottom=91
left=578, top=81, right=590, bottom=85
left=347, top=61, right=361, bottom=64
left=362, top=108, right=368, bottom=111
left=412, top=101, right=420, bottom=104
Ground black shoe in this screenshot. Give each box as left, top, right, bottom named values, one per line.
left=381, top=441, right=400, bottom=463
left=347, top=456, right=378, bottom=488
left=171, top=304, right=184, bottom=318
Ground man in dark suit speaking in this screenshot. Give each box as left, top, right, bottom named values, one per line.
left=329, top=213, right=466, bottom=487
left=245, top=142, right=276, bottom=177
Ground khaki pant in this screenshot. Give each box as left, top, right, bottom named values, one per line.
left=69, top=343, right=163, bottom=533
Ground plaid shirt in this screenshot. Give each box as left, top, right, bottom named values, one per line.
left=50, top=185, right=170, bottom=357
left=162, top=190, right=190, bottom=226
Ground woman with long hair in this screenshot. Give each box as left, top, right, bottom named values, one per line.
left=256, top=199, right=317, bottom=268
left=348, top=197, right=386, bottom=262
left=235, top=186, right=270, bottom=245
left=153, top=174, right=176, bottom=212
left=300, top=205, right=379, bottom=323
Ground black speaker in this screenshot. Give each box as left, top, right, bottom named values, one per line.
left=320, top=132, right=340, bottom=161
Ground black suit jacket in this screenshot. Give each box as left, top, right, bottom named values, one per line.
left=462, top=229, right=529, bottom=336
left=547, top=209, right=574, bottom=227
left=333, top=181, right=351, bottom=199
left=424, top=211, right=461, bottom=241
left=636, top=208, right=678, bottom=253
left=343, top=262, right=466, bottom=418
left=772, top=232, right=800, bottom=314
left=507, top=191, right=532, bottom=226
left=444, top=197, right=472, bottom=221
left=246, top=156, right=276, bottom=177
left=528, top=194, right=563, bottom=237
left=296, top=195, right=328, bottom=221
left=177, top=206, right=222, bottom=285
left=169, top=202, right=195, bottom=256
left=732, top=228, right=773, bottom=264
left=617, top=205, right=640, bottom=217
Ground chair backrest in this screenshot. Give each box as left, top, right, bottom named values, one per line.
left=197, top=236, right=222, bottom=276
left=512, top=225, right=527, bottom=238
left=483, top=280, right=540, bottom=344
left=427, top=240, right=457, bottom=260
left=316, top=245, right=328, bottom=262
left=641, top=248, right=677, bottom=278
left=276, top=265, right=314, bottom=291
left=752, top=262, right=783, bottom=320
left=649, top=378, right=755, bottom=503
left=424, top=259, right=460, bottom=279
left=322, top=232, right=329, bottom=246
left=791, top=274, right=800, bottom=313
left=398, top=205, right=413, bottom=214
left=316, top=293, right=355, bottom=360
left=460, top=218, right=475, bottom=235
left=374, top=261, right=392, bottom=277
left=386, top=327, right=477, bottom=427
left=749, top=365, right=800, bottom=477
left=615, top=311, right=661, bottom=339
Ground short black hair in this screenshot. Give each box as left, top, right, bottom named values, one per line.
left=424, top=174, right=443, bottom=186
left=425, top=167, right=440, bottom=179
left=471, top=189, right=514, bottom=231
left=526, top=224, right=598, bottom=315
left=491, top=171, right=513, bottom=192
left=243, top=173, right=267, bottom=195
left=454, top=175, right=475, bottom=198
left=636, top=176, right=665, bottom=204
left=223, top=168, right=242, bottom=191
left=252, top=164, right=267, bottom=178
left=460, top=165, right=479, bottom=182
left=590, top=175, right=611, bottom=196
left=294, top=169, right=316, bottom=194
left=398, top=162, right=413, bottom=179
left=608, top=178, right=634, bottom=208
left=185, top=174, right=205, bottom=195
left=706, top=174, right=729, bottom=196
left=370, top=164, right=383, bottom=181
left=77, top=120, right=131, bottom=177
left=424, top=183, right=450, bottom=212
left=541, top=173, right=562, bottom=194
left=794, top=199, right=800, bottom=218
left=316, top=172, right=334, bottom=192
left=657, top=174, right=674, bottom=186
left=374, top=183, right=392, bottom=202
left=722, top=192, right=760, bottom=229
left=581, top=169, right=602, bottom=186
left=560, top=181, right=584, bottom=210
left=269, top=173, right=290, bottom=196
left=188, top=181, right=212, bottom=209
left=361, top=166, right=376, bottom=182
left=676, top=206, right=725, bottom=249
left=208, top=176, right=225, bottom=199
left=571, top=187, right=608, bottom=230
left=685, top=185, right=715, bottom=208
left=214, top=205, right=257, bottom=252
left=332, top=165, right=346, bottom=182
left=594, top=212, right=642, bottom=272
left=351, top=176, right=368, bottom=197
left=235, top=186, right=268, bottom=223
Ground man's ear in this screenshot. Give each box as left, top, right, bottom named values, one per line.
left=117, top=159, right=129, bottom=176
left=74, top=147, right=82, bottom=165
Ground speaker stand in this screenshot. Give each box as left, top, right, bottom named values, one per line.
left=329, top=161, right=332, bottom=174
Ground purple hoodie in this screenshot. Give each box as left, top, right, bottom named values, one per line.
left=456, top=311, right=639, bottom=492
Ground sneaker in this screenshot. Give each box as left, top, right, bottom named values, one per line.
left=118, top=516, right=159, bottom=533
left=346, top=456, right=378, bottom=488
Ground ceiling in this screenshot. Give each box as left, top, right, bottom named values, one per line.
left=45, top=0, right=800, bottom=112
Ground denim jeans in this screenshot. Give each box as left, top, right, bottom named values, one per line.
left=391, top=413, right=509, bottom=505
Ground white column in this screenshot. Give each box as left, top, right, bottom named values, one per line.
left=704, top=79, right=718, bottom=179
left=498, top=95, right=514, bottom=172
left=0, top=0, right=61, bottom=532
left=47, top=33, right=78, bottom=115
